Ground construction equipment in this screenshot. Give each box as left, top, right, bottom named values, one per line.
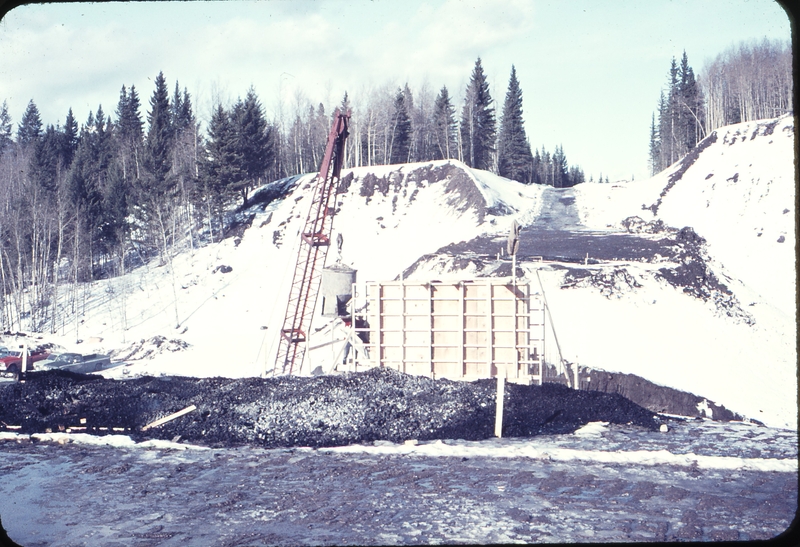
left=275, top=108, right=351, bottom=375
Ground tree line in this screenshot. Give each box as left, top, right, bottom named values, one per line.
left=648, top=38, right=792, bottom=175
left=281, top=58, right=584, bottom=188
left=0, top=59, right=584, bottom=332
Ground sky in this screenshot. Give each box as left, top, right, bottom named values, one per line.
left=0, top=0, right=793, bottom=182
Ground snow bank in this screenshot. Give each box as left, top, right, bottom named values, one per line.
left=325, top=438, right=796, bottom=473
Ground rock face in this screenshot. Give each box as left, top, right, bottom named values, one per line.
left=0, top=368, right=660, bottom=448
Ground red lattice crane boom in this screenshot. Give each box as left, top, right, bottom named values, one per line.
left=275, top=108, right=350, bottom=375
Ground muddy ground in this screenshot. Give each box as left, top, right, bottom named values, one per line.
left=0, top=368, right=660, bottom=448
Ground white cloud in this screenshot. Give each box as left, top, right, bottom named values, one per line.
left=0, top=0, right=791, bottom=182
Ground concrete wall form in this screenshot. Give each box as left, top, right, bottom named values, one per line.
left=353, top=279, right=547, bottom=385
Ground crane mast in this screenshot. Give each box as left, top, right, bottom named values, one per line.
left=275, top=108, right=350, bottom=375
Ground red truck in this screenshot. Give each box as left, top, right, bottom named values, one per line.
left=0, top=346, right=51, bottom=375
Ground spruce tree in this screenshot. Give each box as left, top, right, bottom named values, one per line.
left=63, top=108, right=79, bottom=167
left=99, top=161, right=130, bottom=255
left=68, top=111, right=106, bottom=224
left=678, top=51, right=704, bottom=152
left=116, top=84, right=144, bottom=144
left=650, top=52, right=706, bottom=173
left=389, top=87, right=412, bottom=164
left=497, top=65, right=533, bottom=183
left=531, top=148, right=542, bottom=184
left=460, top=58, right=496, bottom=170
left=552, top=145, right=568, bottom=188
left=115, top=85, right=145, bottom=185
left=31, top=124, right=62, bottom=194
left=144, top=71, right=173, bottom=197
left=202, top=103, right=240, bottom=208
left=17, top=99, right=43, bottom=147
left=432, top=86, right=456, bottom=160
left=0, top=100, right=12, bottom=153
left=179, top=88, right=194, bottom=132
left=171, top=81, right=184, bottom=136
left=231, top=87, right=272, bottom=206
left=648, top=112, right=660, bottom=176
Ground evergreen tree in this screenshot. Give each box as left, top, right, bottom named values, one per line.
left=116, top=84, right=144, bottom=144
left=432, top=86, right=457, bottom=160
left=648, top=112, right=660, bottom=176
left=497, top=65, right=533, bottom=183
left=17, top=99, right=43, bottom=147
left=202, top=103, right=241, bottom=208
left=531, top=148, right=542, bottom=184
left=144, top=71, right=173, bottom=197
left=460, top=58, right=496, bottom=170
left=115, top=84, right=145, bottom=184
left=230, top=87, right=272, bottom=206
left=389, top=87, right=412, bottom=164
left=30, top=124, right=63, bottom=194
left=98, top=161, right=129, bottom=255
left=171, top=81, right=184, bottom=136
left=552, top=145, right=568, bottom=188
left=568, top=165, right=585, bottom=186
left=678, top=51, right=704, bottom=152
left=0, top=100, right=12, bottom=153
left=179, top=88, right=194, bottom=133
left=650, top=52, right=706, bottom=173
left=68, top=110, right=108, bottom=223
left=340, top=91, right=351, bottom=114
left=63, top=108, right=79, bottom=167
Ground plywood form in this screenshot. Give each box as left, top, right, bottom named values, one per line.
left=362, top=279, right=546, bottom=384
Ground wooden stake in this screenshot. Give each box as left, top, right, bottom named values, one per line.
left=494, top=376, right=505, bottom=438
left=142, top=405, right=197, bottom=431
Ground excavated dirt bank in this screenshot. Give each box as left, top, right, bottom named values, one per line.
left=578, top=368, right=744, bottom=422
left=0, top=368, right=661, bottom=448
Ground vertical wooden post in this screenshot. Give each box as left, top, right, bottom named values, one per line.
left=21, top=343, right=28, bottom=374
left=495, top=376, right=505, bottom=438
left=486, top=282, right=493, bottom=377
left=459, top=282, right=465, bottom=378
left=428, top=283, right=434, bottom=378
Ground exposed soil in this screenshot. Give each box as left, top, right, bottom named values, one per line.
left=578, top=368, right=744, bottom=422
left=646, top=131, right=718, bottom=214
left=0, top=368, right=661, bottom=448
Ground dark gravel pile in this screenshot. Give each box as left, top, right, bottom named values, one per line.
left=0, top=368, right=661, bottom=448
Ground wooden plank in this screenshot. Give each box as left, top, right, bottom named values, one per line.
left=142, top=405, right=197, bottom=431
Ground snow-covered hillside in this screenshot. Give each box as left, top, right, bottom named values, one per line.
left=574, top=114, right=795, bottom=318
left=2, top=159, right=539, bottom=379
left=2, top=115, right=795, bottom=429
left=558, top=114, right=796, bottom=428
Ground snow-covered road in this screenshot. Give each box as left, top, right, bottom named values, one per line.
left=1, top=419, right=795, bottom=545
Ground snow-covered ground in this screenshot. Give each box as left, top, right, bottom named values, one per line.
left=0, top=418, right=795, bottom=545
left=1, top=116, right=795, bottom=429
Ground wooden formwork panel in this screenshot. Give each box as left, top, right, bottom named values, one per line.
left=366, top=280, right=543, bottom=383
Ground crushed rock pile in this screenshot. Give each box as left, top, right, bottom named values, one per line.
left=0, top=368, right=661, bottom=448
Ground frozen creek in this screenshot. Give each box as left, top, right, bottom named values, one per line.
left=1, top=419, right=796, bottom=545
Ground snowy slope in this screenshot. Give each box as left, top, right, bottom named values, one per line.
left=559, top=114, right=796, bottom=428
left=574, top=114, right=795, bottom=317
left=3, top=160, right=540, bottom=380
